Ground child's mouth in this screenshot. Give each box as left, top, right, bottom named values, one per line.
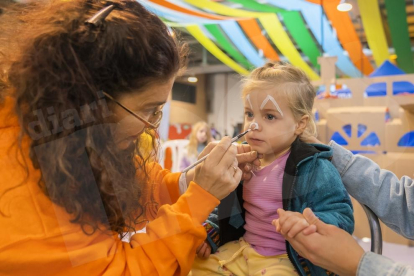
left=249, top=138, right=264, bottom=145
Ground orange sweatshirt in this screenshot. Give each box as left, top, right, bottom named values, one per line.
left=0, top=97, right=219, bottom=276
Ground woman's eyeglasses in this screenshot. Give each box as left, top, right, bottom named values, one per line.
left=103, top=92, right=163, bottom=130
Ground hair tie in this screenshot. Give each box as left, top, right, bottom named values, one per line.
left=85, top=4, right=115, bottom=28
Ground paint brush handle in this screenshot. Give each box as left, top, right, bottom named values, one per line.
left=181, top=129, right=251, bottom=174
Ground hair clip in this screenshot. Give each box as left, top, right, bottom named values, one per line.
left=85, top=4, right=115, bottom=28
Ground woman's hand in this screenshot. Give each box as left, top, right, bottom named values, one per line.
left=193, top=137, right=242, bottom=200
left=276, top=208, right=365, bottom=276
left=185, top=143, right=260, bottom=186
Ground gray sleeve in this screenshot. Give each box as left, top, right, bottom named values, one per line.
left=358, top=252, right=414, bottom=276
left=329, top=141, right=414, bottom=240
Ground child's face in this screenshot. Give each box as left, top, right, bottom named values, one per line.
left=243, top=88, right=298, bottom=159
left=196, top=127, right=208, bottom=144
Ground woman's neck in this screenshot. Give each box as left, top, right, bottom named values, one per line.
left=261, top=147, right=291, bottom=167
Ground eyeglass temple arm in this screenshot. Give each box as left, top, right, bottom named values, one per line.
left=102, top=92, right=157, bottom=128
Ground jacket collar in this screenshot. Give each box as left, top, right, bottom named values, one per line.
left=284, top=137, right=333, bottom=176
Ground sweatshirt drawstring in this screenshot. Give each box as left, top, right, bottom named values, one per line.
left=218, top=243, right=249, bottom=267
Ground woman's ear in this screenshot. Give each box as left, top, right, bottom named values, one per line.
left=295, top=115, right=309, bottom=135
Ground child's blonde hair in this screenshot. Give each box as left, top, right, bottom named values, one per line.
left=242, top=62, right=317, bottom=138
left=187, top=121, right=213, bottom=156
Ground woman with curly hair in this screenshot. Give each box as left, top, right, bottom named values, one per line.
left=0, top=1, right=259, bottom=275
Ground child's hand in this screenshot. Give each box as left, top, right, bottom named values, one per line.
left=272, top=209, right=316, bottom=238
left=196, top=242, right=211, bottom=259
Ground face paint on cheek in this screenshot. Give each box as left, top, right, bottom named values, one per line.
left=260, top=95, right=284, bottom=117
left=246, top=94, right=253, bottom=109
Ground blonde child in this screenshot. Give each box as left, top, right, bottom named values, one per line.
left=191, top=62, right=354, bottom=276
left=180, top=121, right=214, bottom=171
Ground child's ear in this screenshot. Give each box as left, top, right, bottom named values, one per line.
left=295, top=115, right=309, bottom=135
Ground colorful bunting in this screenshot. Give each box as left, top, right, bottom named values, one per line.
left=267, top=0, right=361, bottom=77
left=226, top=0, right=321, bottom=68
left=142, top=0, right=413, bottom=78
left=384, top=0, right=414, bottom=73
left=203, top=24, right=253, bottom=69
left=182, top=0, right=320, bottom=79
left=237, top=18, right=280, bottom=62
left=357, top=0, right=389, bottom=66
left=219, top=21, right=265, bottom=67
left=186, top=25, right=250, bottom=75
left=307, top=0, right=374, bottom=75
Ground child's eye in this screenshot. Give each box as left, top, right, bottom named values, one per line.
left=265, top=114, right=276, bottom=120
left=245, top=111, right=254, bottom=118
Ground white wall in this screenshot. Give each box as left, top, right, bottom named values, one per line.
left=206, top=73, right=245, bottom=137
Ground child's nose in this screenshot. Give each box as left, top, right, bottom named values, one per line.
left=249, top=122, right=261, bottom=132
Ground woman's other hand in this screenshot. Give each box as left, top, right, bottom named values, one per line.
left=280, top=208, right=365, bottom=276
left=235, top=143, right=262, bottom=181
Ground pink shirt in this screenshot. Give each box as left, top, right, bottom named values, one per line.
left=243, top=151, right=290, bottom=256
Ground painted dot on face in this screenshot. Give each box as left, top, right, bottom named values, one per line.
left=249, top=122, right=259, bottom=130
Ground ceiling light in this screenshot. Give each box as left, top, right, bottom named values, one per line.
left=337, top=0, right=352, bottom=12
left=188, top=77, right=198, bottom=83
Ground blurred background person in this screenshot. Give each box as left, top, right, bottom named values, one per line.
left=180, top=121, right=214, bottom=171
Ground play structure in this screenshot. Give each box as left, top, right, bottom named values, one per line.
left=314, top=57, right=414, bottom=246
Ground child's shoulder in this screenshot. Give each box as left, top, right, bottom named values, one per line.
left=289, top=139, right=333, bottom=165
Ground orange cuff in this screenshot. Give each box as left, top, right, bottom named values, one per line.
left=172, top=182, right=219, bottom=224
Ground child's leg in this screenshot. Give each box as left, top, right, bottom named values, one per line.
left=191, top=238, right=249, bottom=276
left=245, top=248, right=298, bottom=276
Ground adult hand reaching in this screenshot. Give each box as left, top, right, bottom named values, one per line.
left=274, top=208, right=365, bottom=276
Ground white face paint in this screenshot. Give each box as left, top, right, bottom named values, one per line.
left=246, top=94, right=253, bottom=109
left=259, top=95, right=284, bottom=117
left=249, top=122, right=259, bottom=130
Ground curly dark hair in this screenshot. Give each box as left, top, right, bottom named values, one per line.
left=3, top=0, right=187, bottom=236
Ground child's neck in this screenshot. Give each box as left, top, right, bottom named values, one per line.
left=261, top=147, right=291, bottom=167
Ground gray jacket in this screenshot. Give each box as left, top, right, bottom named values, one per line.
left=330, top=141, right=414, bottom=276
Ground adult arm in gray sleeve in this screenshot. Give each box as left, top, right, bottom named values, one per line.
left=329, top=141, right=414, bottom=240
left=358, top=252, right=414, bottom=276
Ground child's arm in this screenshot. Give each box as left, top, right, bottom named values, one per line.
left=195, top=208, right=220, bottom=259
left=275, top=159, right=354, bottom=237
